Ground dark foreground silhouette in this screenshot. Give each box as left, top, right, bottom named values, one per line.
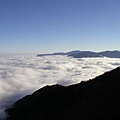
left=6, top=67, right=120, bottom=120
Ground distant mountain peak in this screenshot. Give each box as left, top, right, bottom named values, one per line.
left=37, top=50, right=120, bottom=58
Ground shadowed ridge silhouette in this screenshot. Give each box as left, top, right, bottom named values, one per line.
left=5, top=67, right=120, bottom=120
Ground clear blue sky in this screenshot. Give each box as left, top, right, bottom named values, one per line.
left=0, top=0, right=120, bottom=53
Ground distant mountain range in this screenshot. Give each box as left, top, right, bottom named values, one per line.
left=5, top=67, right=120, bottom=119
left=37, top=50, right=120, bottom=58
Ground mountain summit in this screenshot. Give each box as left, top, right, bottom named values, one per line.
left=6, top=67, right=120, bottom=120
left=37, top=50, right=120, bottom=58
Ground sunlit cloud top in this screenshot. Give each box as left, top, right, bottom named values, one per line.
left=0, top=55, right=120, bottom=119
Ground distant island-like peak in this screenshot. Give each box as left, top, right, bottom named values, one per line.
left=37, top=50, right=120, bottom=58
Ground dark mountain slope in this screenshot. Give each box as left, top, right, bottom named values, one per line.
left=5, top=67, right=120, bottom=120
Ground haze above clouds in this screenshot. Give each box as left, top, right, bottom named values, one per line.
left=0, top=55, right=120, bottom=119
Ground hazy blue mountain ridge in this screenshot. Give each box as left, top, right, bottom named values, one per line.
left=37, top=50, right=120, bottom=58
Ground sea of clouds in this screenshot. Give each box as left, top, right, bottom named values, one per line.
left=0, top=54, right=120, bottom=119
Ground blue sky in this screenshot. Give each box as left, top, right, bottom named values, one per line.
left=0, top=0, right=120, bottom=53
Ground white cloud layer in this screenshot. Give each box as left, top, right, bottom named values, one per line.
left=0, top=54, right=120, bottom=119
